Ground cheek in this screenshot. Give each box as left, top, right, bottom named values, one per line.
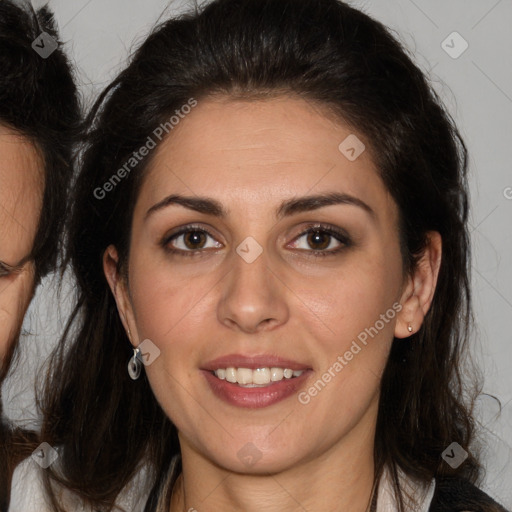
left=298, top=248, right=402, bottom=342
left=0, top=274, right=34, bottom=359
left=129, top=261, right=214, bottom=341
left=128, top=263, right=212, bottom=427
left=294, top=249, right=404, bottom=411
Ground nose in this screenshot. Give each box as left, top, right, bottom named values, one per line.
left=217, top=244, right=289, bottom=334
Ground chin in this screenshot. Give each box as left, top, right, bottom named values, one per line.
left=205, top=443, right=307, bottom=476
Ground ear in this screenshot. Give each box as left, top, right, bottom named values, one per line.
left=103, top=245, right=139, bottom=347
left=395, top=231, right=442, bottom=338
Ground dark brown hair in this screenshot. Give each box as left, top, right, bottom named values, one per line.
left=40, top=0, right=496, bottom=510
left=0, top=1, right=80, bottom=509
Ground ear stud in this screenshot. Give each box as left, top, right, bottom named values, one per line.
left=407, top=324, right=413, bottom=333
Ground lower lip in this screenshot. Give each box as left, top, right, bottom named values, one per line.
left=202, top=370, right=311, bottom=408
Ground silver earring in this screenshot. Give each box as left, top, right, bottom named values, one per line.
left=128, top=348, right=142, bottom=380
left=408, top=324, right=413, bottom=333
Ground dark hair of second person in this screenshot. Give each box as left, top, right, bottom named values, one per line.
left=0, top=1, right=80, bottom=510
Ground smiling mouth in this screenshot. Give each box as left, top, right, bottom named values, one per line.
left=212, top=367, right=304, bottom=387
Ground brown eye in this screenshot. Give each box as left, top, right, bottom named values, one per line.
left=289, top=224, right=352, bottom=256
left=183, top=230, right=208, bottom=250
left=306, top=230, right=331, bottom=251
left=163, top=225, right=222, bottom=255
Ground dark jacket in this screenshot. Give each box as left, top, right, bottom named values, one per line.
left=429, top=477, right=510, bottom=512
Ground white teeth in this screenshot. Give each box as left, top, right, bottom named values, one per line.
left=253, top=368, right=271, bottom=385
left=213, top=367, right=304, bottom=386
left=270, top=367, right=284, bottom=381
left=236, top=368, right=253, bottom=385
left=225, top=367, right=237, bottom=383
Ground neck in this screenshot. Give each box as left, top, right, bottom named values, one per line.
left=170, top=420, right=377, bottom=512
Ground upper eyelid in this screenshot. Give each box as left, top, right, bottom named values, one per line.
left=165, top=223, right=349, bottom=248
left=0, top=262, right=17, bottom=276
left=166, top=224, right=217, bottom=241
left=0, top=258, right=29, bottom=275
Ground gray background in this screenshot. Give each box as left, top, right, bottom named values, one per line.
left=3, top=0, right=511, bottom=506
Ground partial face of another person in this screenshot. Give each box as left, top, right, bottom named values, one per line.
left=0, top=125, right=43, bottom=363
left=106, top=96, right=440, bottom=474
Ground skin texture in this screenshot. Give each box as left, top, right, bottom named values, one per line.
left=104, top=96, right=442, bottom=512
left=0, top=125, right=43, bottom=364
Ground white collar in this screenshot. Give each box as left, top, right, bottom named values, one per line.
left=377, top=464, right=436, bottom=512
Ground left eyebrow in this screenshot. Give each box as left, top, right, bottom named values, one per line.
left=276, top=192, right=376, bottom=221
left=145, top=192, right=376, bottom=222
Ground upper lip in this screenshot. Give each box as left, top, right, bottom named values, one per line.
left=202, top=354, right=311, bottom=371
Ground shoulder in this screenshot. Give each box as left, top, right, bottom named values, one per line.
left=8, top=457, right=50, bottom=512
left=429, top=477, right=510, bottom=512
left=9, top=456, right=152, bottom=512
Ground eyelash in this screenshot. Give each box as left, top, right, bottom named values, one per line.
left=0, top=263, right=19, bottom=277
left=161, top=223, right=352, bottom=258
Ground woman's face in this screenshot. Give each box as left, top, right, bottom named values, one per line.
left=106, top=96, right=440, bottom=474
left=0, top=126, right=42, bottom=364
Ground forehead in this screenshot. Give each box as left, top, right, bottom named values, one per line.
left=0, top=124, right=44, bottom=261
left=0, top=125, right=43, bottom=188
left=137, top=96, right=395, bottom=221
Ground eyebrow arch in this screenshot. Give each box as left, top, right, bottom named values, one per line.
left=145, top=192, right=376, bottom=221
